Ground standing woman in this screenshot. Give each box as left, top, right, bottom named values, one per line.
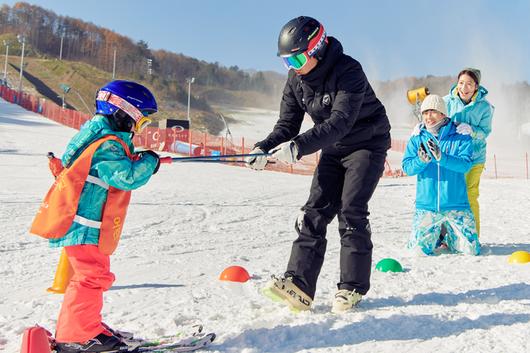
left=444, top=68, right=494, bottom=235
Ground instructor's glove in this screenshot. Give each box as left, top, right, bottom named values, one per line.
left=245, top=147, right=268, bottom=171
left=427, top=139, right=441, bottom=161
left=418, top=143, right=431, bottom=163
left=271, top=141, right=299, bottom=164
left=142, top=150, right=160, bottom=174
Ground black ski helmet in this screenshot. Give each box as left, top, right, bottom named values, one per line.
left=277, top=16, right=328, bottom=59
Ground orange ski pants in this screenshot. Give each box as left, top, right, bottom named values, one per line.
left=55, top=245, right=115, bottom=343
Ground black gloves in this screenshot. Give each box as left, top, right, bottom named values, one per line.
left=418, top=143, right=431, bottom=163
left=426, top=139, right=441, bottom=161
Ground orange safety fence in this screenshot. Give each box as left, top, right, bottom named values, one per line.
left=1, top=84, right=409, bottom=176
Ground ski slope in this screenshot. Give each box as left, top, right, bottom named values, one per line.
left=1, top=98, right=530, bottom=353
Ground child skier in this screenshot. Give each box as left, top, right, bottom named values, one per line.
left=402, top=94, right=480, bottom=256
left=30, top=80, right=161, bottom=352
left=47, top=152, right=64, bottom=178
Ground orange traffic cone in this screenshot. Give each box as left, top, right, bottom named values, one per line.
left=219, top=266, right=251, bottom=282
left=20, top=325, right=52, bottom=353
left=47, top=248, right=73, bottom=294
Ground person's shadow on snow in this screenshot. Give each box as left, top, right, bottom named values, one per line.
left=218, top=311, right=530, bottom=352
left=110, top=283, right=183, bottom=290
left=363, top=282, right=530, bottom=309
left=480, top=243, right=530, bottom=256
left=218, top=283, right=530, bottom=352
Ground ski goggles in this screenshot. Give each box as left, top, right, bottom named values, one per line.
left=134, top=114, right=153, bottom=134
left=280, top=52, right=310, bottom=71
left=97, top=91, right=153, bottom=133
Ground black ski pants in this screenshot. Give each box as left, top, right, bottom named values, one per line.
left=285, top=148, right=386, bottom=298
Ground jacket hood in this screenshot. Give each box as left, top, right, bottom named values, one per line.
left=448, top=84, right=489, bottom=103
left=62, top=115, right=132, bottom=167
left=300, top=36, right=343, bottom=85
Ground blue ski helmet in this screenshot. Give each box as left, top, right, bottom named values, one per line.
left=95, top=80, right=157, bottom=132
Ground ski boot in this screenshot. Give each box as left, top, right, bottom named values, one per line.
left=102, top=323, right=134, bottom=341
left=261, top=275, right=312, bottom=312
left=54, top=329, right=129, bottom=353
left=331, top=289, right=362, bottom=314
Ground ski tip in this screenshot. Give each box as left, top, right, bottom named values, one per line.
left=199, top=332, right=216, bottom=344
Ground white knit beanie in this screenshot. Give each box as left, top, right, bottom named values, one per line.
left=420, top=94, right=447, bottom=116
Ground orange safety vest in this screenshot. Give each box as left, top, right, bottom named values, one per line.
left=30, top=135, right=133, bottom=255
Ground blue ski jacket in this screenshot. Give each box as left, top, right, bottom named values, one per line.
left=444, top=85, right=494, bottom=165
left=402, top=121, right=473, bottom=212
left=49, top=115, right=158, bottom=248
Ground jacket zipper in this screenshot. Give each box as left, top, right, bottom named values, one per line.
left=435, top=135, right=441, bottom=212
left=437, top=162, right=440, bottom=212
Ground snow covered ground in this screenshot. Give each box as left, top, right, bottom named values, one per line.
left=1, top=98, right=530, bottom=352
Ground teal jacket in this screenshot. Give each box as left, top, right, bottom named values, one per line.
left=49, top=115, right=158, bottom=248
left=444, top=85, right=494, bottom=165
left=402, top=121, right=473, bottom=212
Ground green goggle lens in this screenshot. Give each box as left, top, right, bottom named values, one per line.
left=281, top=52, right=308, bottom=70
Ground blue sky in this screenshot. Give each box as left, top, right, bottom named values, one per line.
left=4, top=0, right=530, bottom=82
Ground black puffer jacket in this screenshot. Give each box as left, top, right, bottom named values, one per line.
left=256, top=37, right=391, bottom=157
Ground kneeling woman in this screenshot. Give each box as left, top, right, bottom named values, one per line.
left=402, top=94, right=480, bottom=256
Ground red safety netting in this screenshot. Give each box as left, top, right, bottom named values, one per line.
left=1, top=85, right=409, bottom=176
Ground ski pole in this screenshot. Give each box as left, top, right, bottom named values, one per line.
left=160, top=157, right=275, bottom=164
left=159, top=152, right=271, bottom=163
left=166, top=159, right=245, bottom=164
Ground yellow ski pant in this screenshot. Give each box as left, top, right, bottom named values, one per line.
left=466, top=163, right=484, bottom=236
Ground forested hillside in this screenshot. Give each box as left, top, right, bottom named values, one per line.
left=0, top=2, right=285, bottom=133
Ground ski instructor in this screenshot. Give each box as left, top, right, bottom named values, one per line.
left=246, top=16, right=391, bottom=313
